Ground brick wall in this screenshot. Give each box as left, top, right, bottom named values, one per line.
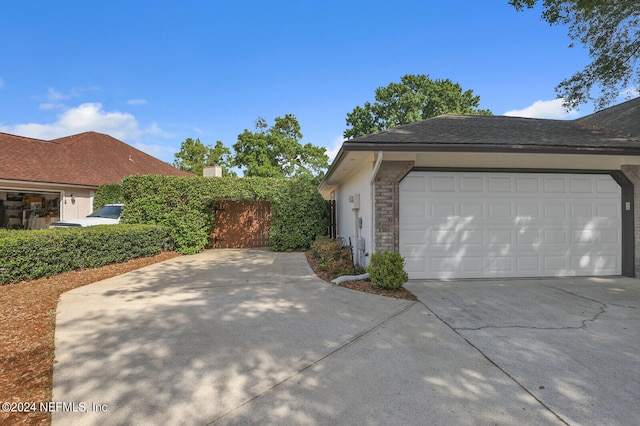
left=373, top=161, right=414, bottom=252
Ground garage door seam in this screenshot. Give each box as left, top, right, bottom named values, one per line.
left=415, top=299, right=570, bottom=426
left=204, top=301, right=418, bottom=424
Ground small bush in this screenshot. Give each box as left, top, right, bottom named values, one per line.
left=367, top=252, right=409, bottom=289
left=310, top=236, right=364, bottom=278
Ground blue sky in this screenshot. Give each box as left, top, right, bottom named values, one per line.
left=0, top=1, right=609, bottom=165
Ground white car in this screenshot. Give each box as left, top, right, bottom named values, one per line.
left=50, top=204, right=123, bottom=228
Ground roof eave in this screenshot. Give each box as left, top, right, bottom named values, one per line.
left=341, top=142, right=640, bottom=156
left=318, top=147, right=349, bottom=195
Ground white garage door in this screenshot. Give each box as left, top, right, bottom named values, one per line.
left=399, top=172, right=621, bottom=279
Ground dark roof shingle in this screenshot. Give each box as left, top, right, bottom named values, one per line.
left=344, top=97, right=640, bottom=153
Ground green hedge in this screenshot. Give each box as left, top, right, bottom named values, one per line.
left=93, top=183, right=125, bottom=210
left=0, top=224, right=172, bottom=284
left=118, top=175, right=328, bottom=254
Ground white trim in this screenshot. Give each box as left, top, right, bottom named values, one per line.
left=0, top=179, right=96, bottom=190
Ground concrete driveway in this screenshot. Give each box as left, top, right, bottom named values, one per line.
left=51, top=249, right=636, bottom=425
left=406, top=277, right=640, bottom=426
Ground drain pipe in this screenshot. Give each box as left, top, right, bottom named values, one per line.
left=331, top=273, right=369, bottom=286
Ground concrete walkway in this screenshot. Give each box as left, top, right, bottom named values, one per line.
left=54, top=249, right=563, bottom=425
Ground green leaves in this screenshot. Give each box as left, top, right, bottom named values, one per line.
left=173, top=138, right=235, bottom=177
left=367, top=252, right=409, bottom=290
left=118, top=175, right=328, bottom=254
left=510, top=0, right=640, bottom=110
left=233, top=114, right=329, bottom=178
left=0, top=225, right=171, bottom=284
left=344, top=74, right=492, bottom=139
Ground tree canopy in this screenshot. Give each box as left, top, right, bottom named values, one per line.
left=510, top=0, right=640, bottom=110
left=173, top=138, right=235, bottom=177
left=232, top=114, right=328, bottom=178
left=344, top=74, right=492, bottom=139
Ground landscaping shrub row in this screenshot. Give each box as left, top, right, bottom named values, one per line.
left=96, top=175, right=329, bottom=254
left=0, top=224, right=172, bottom=284
left=309, top=236, right=409, bottom=290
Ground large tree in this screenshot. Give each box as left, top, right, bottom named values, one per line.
left=233, top=114, right=329, bottom=178
left=344, top=74, right=492, bottom=139
left=510, top=0, right=640, bottom=110
left=173, top=138, right=235, bottom=177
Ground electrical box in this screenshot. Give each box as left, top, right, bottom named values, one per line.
left=357, top=237, right=366, bottom=251
left=352, top=194, right=360, bottom=210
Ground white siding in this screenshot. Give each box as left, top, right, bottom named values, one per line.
left=335, top=161, right=373, bottom=267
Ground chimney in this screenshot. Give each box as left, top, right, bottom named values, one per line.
left=203, top=165, right=222, bottom=177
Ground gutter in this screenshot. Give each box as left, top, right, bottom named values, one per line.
left=341, top=142, right=640, bottom=156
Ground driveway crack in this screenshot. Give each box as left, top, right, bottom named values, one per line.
left=416, top=298, right=570, bottom=426
left=459, top=286, right=608, bottom=332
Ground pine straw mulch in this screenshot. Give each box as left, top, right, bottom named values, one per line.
left=0, top=251, right=181, bottom=426
left=304, top=251, right=417, bottom=301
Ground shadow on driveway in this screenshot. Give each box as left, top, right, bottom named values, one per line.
left=407, top=277, right=640, bottom=426
left=54, top=249, right=563, bottom=425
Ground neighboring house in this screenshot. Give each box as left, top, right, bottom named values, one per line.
left=0, top=131, right=191, bottom=229
left=319, top=97, right=640, bottom=279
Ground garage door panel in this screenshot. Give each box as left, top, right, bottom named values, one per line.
left=570, top=178, right=593, bottom=192
left=543, top=177, right=567, bottom=192
left=460, top=176, right=484, bottom=192
left=399, top=172, right=621, bottom=279
left=596, top=178, right=619, bottom=193
left=488, top=176, right=512, bottom=192
left=431, top=176, right=455, bottom=191
left=516, top=257, right=540, bottom=271
left=516, top=177, right=539, bottom=192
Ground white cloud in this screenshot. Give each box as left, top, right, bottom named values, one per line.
left=620, top=88, right=640, bottom=100
left=504, top=99, right=580, bottom=120
left=46, top=88, right=72, bottom=102
left=0, top=103, right=171, bottom=144
left=39, top=102, right=66, bottom=110
left=133, top=142, right=178, bottom=162
left=326, top=135, right=345, bottom=163
left=126, top=98, right=148, bottom=106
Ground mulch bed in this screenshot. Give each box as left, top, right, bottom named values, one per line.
left=0, top=251, right=181, bottom=426
left=304, top=251, right=417, bottom=301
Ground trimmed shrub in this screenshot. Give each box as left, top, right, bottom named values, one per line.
left=367, top=252, right=409, bottom=289
left=0, top=225, right=172, bottom=284
left=310, top=235, right=364, bottom=278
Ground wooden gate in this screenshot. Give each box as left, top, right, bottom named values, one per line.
left=210, top=200, right=272, bottom=248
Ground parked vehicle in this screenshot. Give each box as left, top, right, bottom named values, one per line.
left=50, top=204, right=123, bottom=228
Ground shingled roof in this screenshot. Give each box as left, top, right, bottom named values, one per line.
left=0, top=131, right=192, bottom=187
left=342, top=96, right=640, bottom=155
